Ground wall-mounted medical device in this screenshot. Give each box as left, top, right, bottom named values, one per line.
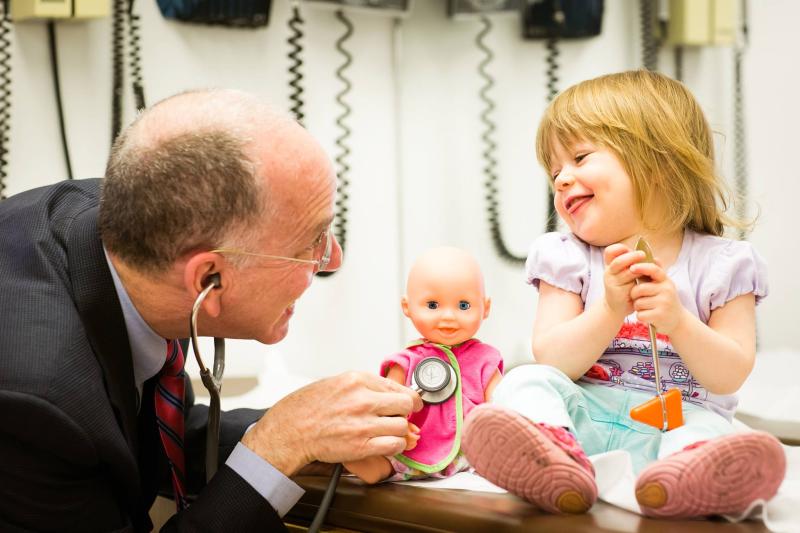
left=521, top=0, right=603, bottom=40
left=448, top=0, right=519, bottom=17
left=303, top=0, right=411, bottom=16
left=11, top=0, right=109, bottom=20
left=668, top=0, right=736, bottom=46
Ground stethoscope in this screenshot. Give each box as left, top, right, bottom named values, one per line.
left=190, top=276, right=459, bottom=530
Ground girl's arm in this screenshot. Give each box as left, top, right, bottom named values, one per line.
left=631, top=262, right=756, bottom=394
left=532, top=245, right=643, bottom=380
left=669, top=295, right=756, bottom=394
left=532, top=282, right=627, bottom=380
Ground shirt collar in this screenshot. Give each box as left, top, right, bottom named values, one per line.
left=103, top=247, right=166, bottom=398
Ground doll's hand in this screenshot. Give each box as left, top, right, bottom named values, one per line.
left=629, top=260, right=686, bottom=335
left=603, top=243, right=647, bottom=318
left=405, top=422, right=421, bottom=451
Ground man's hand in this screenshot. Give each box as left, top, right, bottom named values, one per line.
left=603, top=244, right=646, bottom=318
left=629, top=260, right=686, bottom=335
left=241, top=371, right=422, bottom=476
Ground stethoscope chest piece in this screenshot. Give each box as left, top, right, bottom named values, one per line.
left=411, top=357, right=458, bottom=404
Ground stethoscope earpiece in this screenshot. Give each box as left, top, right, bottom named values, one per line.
left=203, top=272, right=221, bottom=290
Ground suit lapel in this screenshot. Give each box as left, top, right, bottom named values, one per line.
left=67, top=205, right=140, bottom=457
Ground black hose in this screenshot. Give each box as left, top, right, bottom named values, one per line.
left=47, top=21, right=73, bottom=179
left=307, top=463, right=343, bottom=533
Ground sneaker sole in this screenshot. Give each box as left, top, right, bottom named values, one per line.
left=462, top=404, right=597, bottom=514
left=635, top=431, right=786, bottom=519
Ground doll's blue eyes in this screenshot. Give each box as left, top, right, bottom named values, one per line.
left=426, top=301, right=470, bottom=310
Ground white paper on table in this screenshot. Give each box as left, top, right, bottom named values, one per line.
left=395, top=445, right=800, bottom=532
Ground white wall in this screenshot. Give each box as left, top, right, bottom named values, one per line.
left=4, top=0, right=797, bottom=387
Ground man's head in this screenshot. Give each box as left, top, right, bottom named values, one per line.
left=100, top=89, right=341, bottom=343
left=401, top=247, right=490, bottom=346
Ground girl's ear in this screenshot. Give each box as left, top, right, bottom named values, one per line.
left=483, top=297, right=492, bottom=320
left=183, top=252, right=227, bottom=318
left=401, top=296, right=411, bottom=318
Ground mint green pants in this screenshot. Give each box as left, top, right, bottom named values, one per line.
left=491, top=364, right=736, bottom=473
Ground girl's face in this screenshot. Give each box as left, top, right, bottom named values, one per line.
left=548, top=138, right=641, bottom=246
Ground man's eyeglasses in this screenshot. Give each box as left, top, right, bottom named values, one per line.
left=212, top=226, right=334, bottom=272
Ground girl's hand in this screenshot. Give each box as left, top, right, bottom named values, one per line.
left=629, top=261, right=686, bottom=335
left=603, top=244, right=646, bottom=318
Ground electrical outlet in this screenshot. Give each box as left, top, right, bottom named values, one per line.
left=449, top=0, right=519, bottom=16
left=303, top=0, right=412, bottom=15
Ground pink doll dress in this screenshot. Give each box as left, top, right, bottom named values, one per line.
left=380, top=339, right=503, bottom=479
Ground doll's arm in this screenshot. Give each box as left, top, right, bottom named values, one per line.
left=483, top=370, right=502, bottom=402
left=385, top=364, right=420, bottom=450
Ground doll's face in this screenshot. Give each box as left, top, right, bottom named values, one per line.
left=402, top=248, right=490, bottom=346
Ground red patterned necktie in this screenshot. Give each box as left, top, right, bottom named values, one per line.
left=156, top=339, right=187, bottom=510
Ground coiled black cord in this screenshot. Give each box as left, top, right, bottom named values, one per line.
left=111, top=0, right=126, bottom=143
left=287, top=3, right=305, bottom=125
left=640, top=0, right=659, bottom=71
left=318, top=10, right=354, bottom=279
left=477, top=16, right=525, bottom=265
left=544, top=35, right=560, bottom=232
left=47, top=21, right=73, bottom=179
left=128, top=0, right=146, bottom=111
left=0, top=0, right=11, bottom=199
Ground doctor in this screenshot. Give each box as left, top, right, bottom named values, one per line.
left=0, top=89, right=421, bottom=532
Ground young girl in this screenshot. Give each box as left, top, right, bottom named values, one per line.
left=345, top=246, right=503, bottom=483
left=461, top=70, right=785, bottom=518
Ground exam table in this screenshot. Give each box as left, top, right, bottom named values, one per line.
left=285, top=474, right=771, bottom=532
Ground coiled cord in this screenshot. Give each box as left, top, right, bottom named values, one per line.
left=128, top=0, right=146, bottom=111
left=544, top=35, right=560, bottom=232
left=477, top=16, right=525, bottom=265
left=640, top=0, right=659, bottom=71
left=287, top=3, right=305, bottom=125
left=111, top=0, right=126, bottom=143
left=0, top=0, right=10, bottom=199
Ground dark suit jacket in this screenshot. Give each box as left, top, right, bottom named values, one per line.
left=0, top=180, right=287, bottom=532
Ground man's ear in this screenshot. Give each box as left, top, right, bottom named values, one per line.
left=401, top=296, right=411, bottom=318
left=483, top=297, right=491, bottom=319
left=183, top=252, right=227, bottom=318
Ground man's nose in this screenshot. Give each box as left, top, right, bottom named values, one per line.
left=322, top=234, right=343, bottom=273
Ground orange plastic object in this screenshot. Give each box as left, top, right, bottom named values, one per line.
left=630, top=388, right=684, bottom=431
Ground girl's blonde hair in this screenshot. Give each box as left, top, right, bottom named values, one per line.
left=536, top=70, right=740, bottom=237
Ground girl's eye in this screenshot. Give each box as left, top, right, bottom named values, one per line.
left=459, top=301, right=471, bottom=311
left=575, top=153, right=588, bottom=163
left=427, top=301, right=439, bottom=310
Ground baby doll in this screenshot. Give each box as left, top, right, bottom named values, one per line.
left=345, top=246, right=503, bottom=483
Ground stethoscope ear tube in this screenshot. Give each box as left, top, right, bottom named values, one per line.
left=190, top=275, right=226, bottom=482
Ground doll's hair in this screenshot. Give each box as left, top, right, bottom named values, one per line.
left=536, top=70, right=744, bottom=237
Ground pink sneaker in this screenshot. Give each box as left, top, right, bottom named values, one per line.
left=462, top=404, right=597, bottom=514
left=635, top=431, right=786, bottom=519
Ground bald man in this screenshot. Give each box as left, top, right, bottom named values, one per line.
left=0, top=89, right=420, bottom=532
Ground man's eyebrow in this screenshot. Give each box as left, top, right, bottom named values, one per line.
left=309, top=217, right=334, bottom=239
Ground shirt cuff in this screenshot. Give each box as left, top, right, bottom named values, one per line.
left=225, top=442, right=305, bottom=517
